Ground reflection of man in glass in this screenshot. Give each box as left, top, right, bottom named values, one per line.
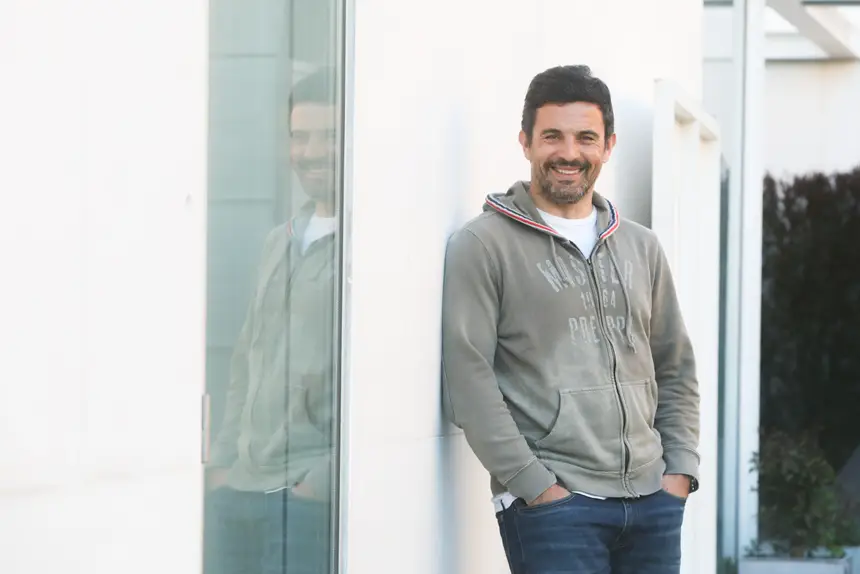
left=204, top=67, right=338, bottom=574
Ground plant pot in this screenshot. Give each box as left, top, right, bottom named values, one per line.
left=740, top=557, right=852, bottom=574
left=844, top=547, right=860, bottom=574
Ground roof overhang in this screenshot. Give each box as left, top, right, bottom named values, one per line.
left=704, top=0, right=860, bottom=61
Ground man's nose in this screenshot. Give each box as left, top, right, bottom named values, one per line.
left=558, top=135, right=582, bottom=161
left=303, top=134, right=330, bottom=159
left=302, top=134, right=334, bottom=160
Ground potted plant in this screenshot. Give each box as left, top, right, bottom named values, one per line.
left=739, top=429, right=860, bottom=574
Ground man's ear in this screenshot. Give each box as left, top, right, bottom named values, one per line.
left=602, top=132, right=617, bottom=163
left=519, top=130, right=531, bottom=161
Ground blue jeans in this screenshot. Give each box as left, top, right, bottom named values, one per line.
left=204, top=488, right=331, bottom=574
left=497, top=490, right=686, bottom=574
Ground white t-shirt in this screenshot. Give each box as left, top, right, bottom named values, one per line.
left=492, top=207, right=605, bottom=513
left=537, top=207, right=598, bottom=257
left=301, top=214, right=337, bottom=254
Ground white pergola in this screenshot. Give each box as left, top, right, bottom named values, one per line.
left=705, top=0, right=860, bottom=60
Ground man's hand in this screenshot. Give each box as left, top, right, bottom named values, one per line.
left=661, top=474, right=691, bottom=499
left=528, top=483, right=571, bottom=507
left=292, top=481, right=331, bottom=502
left=291, top=481, right=316, bottom=499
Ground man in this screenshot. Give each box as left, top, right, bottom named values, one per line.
left=441, top=65, right=700, bottom=574
left=204, top=67, right=339, bottom=574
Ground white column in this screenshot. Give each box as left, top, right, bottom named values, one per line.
left=722, top=0, right=766, bottom=559
left=737, top=0, right=766, bottom=555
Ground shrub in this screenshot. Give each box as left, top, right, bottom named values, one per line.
left=752, top=428, right=860, bottom=558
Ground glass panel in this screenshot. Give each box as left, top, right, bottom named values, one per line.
left=708, top=1, right=860, bottom=570
left=203, top=0, right=344, bottom=572
left=702, top=2, right=743, bottom=572
left=757, top=154, right=860, bottom=562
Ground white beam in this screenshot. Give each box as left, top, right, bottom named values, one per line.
left=705, top=5, right=852, bottom=61
left=766, top=33, right=830, bottom=58
left=768, top=0, right=860, bottom=57
left=705, top=31, right=830, bottom=61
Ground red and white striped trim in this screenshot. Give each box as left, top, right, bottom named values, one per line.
left=485, top=195, right=620, bottom=240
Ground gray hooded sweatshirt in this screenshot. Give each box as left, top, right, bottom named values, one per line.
left=209, top=204, right=337, bottom=496
left=441, top=181, right=700, bottom=503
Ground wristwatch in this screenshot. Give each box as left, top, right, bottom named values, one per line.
left=688, top=476, right=699, bottom=493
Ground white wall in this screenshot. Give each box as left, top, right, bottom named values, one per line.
left=343, top=1, right=705, bottom=573
left=652, top=81, right=722, bottom=574
left=765, top=61, right=860, bottom=177
left=0, top=1, right=207, bottom=573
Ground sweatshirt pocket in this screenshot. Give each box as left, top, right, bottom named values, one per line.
left=620, top=379, right=663, bottom=471
left=534, top=387, right=621, bottom=472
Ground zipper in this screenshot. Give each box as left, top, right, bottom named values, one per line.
left=584, top=249, right=635, bottom=497
left=201, top=392, right=211, bottom=464
left=244, top=234, right=334, bottom=462
left=245, top=238, right=309, bottom=448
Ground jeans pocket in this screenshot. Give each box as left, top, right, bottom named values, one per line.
left=659, top=488, right=689, bottom=504
left=516, top=493, right=577, bottom=515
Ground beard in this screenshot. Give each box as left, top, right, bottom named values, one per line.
left=534, top=159, right=598, bottom=206
left=301, top=179, right=336, bottom=205
left=295, top=162, right=337, bottom=207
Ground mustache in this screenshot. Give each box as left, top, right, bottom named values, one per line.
left=546, top=159, right=591, bottom=171
left=295, top=161, right=332, bottom=171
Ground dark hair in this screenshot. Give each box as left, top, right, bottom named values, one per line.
left=521, top=65, right=614, bottom=144
left=288, top=67, right=337, bottom=113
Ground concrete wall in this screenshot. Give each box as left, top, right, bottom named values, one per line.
left=0, top=1, right=208, bottom=573
left=343, top=1, right=706, bottom=573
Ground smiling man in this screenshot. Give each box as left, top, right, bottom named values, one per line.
left=441, top=65, right=701, bottom=574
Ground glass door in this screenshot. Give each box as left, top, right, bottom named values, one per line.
left=202, top=0, right=346, bottom=572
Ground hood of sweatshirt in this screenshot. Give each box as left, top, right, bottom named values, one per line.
left=209, top=203, right=338, bottom=494
left=484, top=180, right=620, bottom=244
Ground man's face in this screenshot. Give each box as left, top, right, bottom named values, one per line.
left=519, top=102, right=616, bottom=206
left=289, top=102, right=338, bottom=205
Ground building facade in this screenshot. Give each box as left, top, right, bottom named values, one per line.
left=4, top=0, right=858, bottom=573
